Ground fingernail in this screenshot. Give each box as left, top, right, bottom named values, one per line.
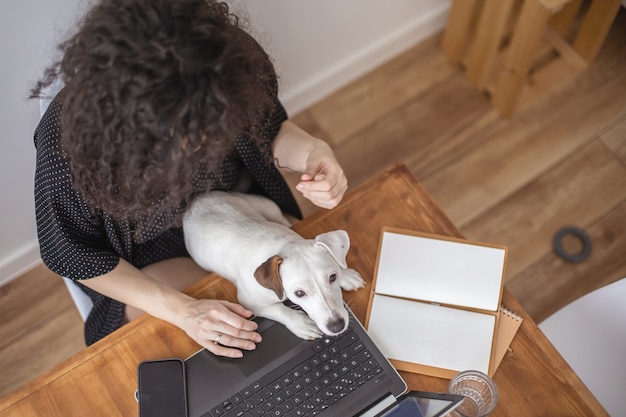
left=296, top=183, right=304, bottom=191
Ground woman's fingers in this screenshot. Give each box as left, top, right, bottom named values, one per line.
left=297, top=174, right=347, bottom=208
left=183, top=299, right=262, bottom=358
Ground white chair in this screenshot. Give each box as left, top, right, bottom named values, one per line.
left=539, top=278, right=626, bottom=416
left=39, top=82, right=94, bottom=322
left=62, top=278, right=93, bottom=321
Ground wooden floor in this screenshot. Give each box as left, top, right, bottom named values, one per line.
left=1, top=11, right=625, bottom=398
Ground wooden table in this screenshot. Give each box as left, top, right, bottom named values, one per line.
left=0, top=164, right=607, bottom=416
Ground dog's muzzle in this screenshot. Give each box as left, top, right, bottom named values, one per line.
left=326, top=317, right=347, bottom=334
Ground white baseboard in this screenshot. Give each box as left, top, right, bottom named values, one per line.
left=0, top=241, right=42, bottom=287
left=280, top=3, right=450, bottom=115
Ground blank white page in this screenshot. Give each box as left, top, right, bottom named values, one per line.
left=367, top=293, right=496, bottom=374
left=375, top=231, right=506, bottom=312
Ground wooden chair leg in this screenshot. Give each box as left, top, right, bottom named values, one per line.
left=444, top=0, right=620, bottom=118
left=572, top=0, right=622, bottom=63
left=442, top=0, right=480, bottom=65
left=550, top=0, right=583, bottom=38
left=492, top=0, right=553, bottom=117
left=466, top=0, right=516, bottom=89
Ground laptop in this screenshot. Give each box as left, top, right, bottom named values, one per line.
left=185, top=304, right=464, bottom=417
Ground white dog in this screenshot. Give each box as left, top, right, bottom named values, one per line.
left=183, top=191, right=365, bottom=339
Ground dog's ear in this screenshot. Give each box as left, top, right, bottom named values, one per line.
left=315, top=230, right=350, bottom=268
left=254, top=255, right=285, bottom=300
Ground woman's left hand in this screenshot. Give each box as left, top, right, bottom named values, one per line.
left=272, top=120, right=348, bottom=209
left=295, top=142, right=347, bottom=209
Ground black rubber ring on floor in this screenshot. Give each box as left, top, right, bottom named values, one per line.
left=553, top=226, right=592, bottom=263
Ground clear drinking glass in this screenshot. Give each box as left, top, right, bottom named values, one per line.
left=447, top=370, right=498, bottom=417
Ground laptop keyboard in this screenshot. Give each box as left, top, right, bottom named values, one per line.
left=202, top=326, right=386, bottom=417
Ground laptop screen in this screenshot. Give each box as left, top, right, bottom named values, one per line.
left=376, top=391, right=464, bottom=417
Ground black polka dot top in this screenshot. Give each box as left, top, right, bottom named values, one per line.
left=34, top=93, right=301, bottom=345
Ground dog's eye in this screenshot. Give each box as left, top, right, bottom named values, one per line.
left=295, top=290, right=306, bottom=298
left=329, top=273, right=337, bottom=283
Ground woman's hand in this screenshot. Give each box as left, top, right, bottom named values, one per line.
left=80, top=259, right=262, bottom=359
left=295, top=142, right=347, bottom=209
left=180, top=298, right=262, bottom=358
left=272, top=120, right=348, bottom=209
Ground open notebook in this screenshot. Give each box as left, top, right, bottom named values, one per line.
left=365, top=227, right=522, bottom=378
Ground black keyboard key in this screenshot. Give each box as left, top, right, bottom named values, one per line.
left=338, top=332, right=359, bottom=349
left=261, top=347, right=316, bottom=386
left=250, top=408, right=265, bottom=416
left=208, top=405, right=224, bottom=416
left=222, top=406, right=244, bottom=417
left=251, top=380, right=263, bottom=392
left=241, top=386, right=254, bottom=398
left=301, top=362, right=312, bottom=373
left=250, top=394, right=264, bottom=406
left=230, top=392, right=243, bottom=405
left=208, top=324, right=387, bottom=417
left=270, top=380, right=283, bottom=392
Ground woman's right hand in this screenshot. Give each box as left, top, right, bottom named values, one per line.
left=179, top=298, right=262, bottom=358
left=79, top=258, right=260, bottom=358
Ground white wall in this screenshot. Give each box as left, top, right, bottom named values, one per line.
left=0, top=0, right=450, bottom=285
left=0, top=0, right=92, bottom=284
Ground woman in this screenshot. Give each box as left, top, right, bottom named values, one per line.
left=32, top=0, right=348, bottom=358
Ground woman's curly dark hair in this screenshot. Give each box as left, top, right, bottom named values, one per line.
left=32, top=0, right=278, bottom=231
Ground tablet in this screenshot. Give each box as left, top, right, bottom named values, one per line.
left=376, top=391, right=464, bottom=417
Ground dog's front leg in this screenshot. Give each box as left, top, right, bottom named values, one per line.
left=255, top=303, right=323, bottom=340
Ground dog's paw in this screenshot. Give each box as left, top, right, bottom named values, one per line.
left=340, top=269, right=366, bottom=291
left=286, top=310, right=323, bottom=340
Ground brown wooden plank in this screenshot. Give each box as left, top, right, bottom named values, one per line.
left=600, top=115, right=626, bottom=163
left=332, top=71, right=491, bottom=190
left=306, top=34, right=457, bottom=145
left=0, top=307, right=84, bottom=397
left=419, top=44, right=626, bottom=228
left=461, top=140, right=626, bottom=279
left=516, top=53, right=580, bottom=110
left=0, top=265, right=75, bottom=348
left=508, top=200, right=626, bottom=322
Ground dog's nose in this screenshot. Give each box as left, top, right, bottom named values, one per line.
left=326, top=317, right=346, bottom=334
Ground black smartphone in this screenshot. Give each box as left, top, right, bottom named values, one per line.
left=137, top=358, right=188, bottom=417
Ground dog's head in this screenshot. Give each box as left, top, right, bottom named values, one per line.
left=254, top=230, right=363, bottom=336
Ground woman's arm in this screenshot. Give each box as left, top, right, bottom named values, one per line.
left=271, top=120, right=348, bottom=209
left=80, top=258, right=261, bottom=358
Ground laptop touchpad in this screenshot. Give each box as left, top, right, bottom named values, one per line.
left=237, top=318, right=303, bottom=376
